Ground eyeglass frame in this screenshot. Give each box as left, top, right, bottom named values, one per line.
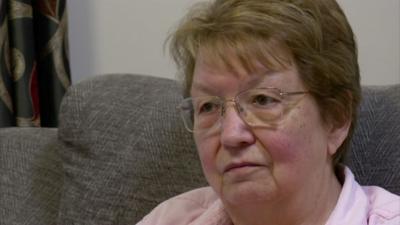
left=177, top=87, right=309, bottom=133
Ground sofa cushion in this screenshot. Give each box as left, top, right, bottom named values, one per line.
left=0, top=127, right=62, bottom=225
left=347, top=84, right=400, bottom=194
left=57, top=74, right=207, bottom=225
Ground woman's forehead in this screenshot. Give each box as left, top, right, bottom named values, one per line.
left=195, top=39, right=294, bottom=77
left=191, top=57, right=303, bottom=98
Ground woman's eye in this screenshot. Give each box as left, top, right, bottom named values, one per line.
left=198, top=102, right=219, bottom=114
left=251, top=94, right=279, bottom=106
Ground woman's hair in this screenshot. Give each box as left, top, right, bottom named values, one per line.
left=167, top=0, right=361, bottom=167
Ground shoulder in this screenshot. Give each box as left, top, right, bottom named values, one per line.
left=136, top=187, right=220, bottom=225
left=362, top=186, right=400, bottom=225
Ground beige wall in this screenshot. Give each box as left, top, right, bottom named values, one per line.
left=68, top=0, right=400, bottom=85
left=337, top=0, right=399, bottom=85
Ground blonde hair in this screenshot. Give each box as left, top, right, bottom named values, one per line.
left=168, top=0, right=361, bottom=166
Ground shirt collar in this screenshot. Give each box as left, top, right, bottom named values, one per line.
left=325, top=166, right=369, bottom=225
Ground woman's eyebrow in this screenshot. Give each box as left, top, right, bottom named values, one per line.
left=243, top=70, right=277, bottom=88
left=190, top=82, right=219, bottom=95
left=191, top=70, right=279, bottom=95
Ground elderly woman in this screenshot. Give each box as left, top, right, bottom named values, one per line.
left=137, top=0, right=400, bottom=224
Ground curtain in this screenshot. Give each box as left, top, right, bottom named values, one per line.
left=0, top=0, right=70, bottom=127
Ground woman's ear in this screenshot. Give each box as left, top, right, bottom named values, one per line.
left=327, top=119, right=351, bottom=156
left=327, top=90, right=353, bottom=156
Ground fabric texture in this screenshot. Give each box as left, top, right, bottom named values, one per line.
left=137, top=167, right=400, bottom=225
left=0, top=127, right=62, bottom=225
left=0, top=0, right=71, bottom=127
left=57, top=74, right=207, bottom=225
left=346, top=85, right=400, bottom=194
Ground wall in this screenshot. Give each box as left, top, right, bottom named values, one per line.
left=67, top=0, right=400, bottom=85
left=337, top=0, right=399, bottom=85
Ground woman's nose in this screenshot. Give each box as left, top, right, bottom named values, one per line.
left=220, top=103, right=255, bottom=149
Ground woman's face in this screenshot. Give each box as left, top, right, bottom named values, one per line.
left=190, top=54, right=349, bottom=207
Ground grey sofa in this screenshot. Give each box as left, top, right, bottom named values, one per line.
left=1, top=74, right=399, bottom=225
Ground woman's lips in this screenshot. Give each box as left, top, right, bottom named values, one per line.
left=224, top=162, right=263, bottom=173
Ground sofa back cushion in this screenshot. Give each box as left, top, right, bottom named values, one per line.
left=57, top=74, right=206, bottom=225
left=346, top=84, right=400, bottom=194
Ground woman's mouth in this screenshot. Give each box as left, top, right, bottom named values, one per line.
left=224, top=162, right=263, bottom=173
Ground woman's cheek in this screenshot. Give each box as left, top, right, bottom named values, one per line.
left=257, top=128, right=309, bottom=165
left=195, top=135, right=220, bottom=177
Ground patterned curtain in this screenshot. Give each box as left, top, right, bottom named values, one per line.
left=0, top=0, right=70, bottom=127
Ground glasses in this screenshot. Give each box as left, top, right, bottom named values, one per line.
left=177, top=87, right=308, bottom=133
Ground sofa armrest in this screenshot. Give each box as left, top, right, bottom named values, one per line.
left=0, top=127, right=63, bottom=225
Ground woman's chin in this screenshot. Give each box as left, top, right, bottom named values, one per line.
left=220, top=179, right=278, bottom=206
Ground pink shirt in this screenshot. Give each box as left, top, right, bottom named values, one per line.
left=137, top=168, right=400, bottom=225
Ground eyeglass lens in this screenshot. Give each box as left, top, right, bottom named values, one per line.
left=180, top=88, right=286, bottom=132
